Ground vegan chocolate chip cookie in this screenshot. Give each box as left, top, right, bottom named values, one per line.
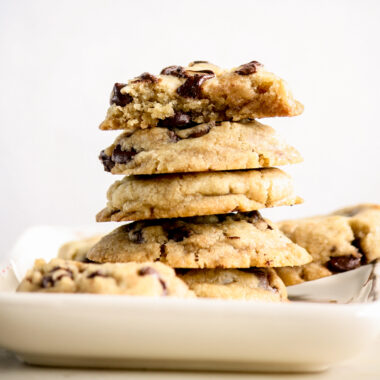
left=17, top=258, right=194, bottom=297
left=99, top=120, right=302, bottom=175
left=96, top=168, right=302, bottom=222
left=100, top=61, right=303, bottom=131
left=276, top=204, right=380, bottom=286
left=88, top=212, right=311, bottom=268
left=177, top=268, right=287, bottom=301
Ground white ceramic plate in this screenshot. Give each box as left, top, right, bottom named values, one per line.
left=0, top=226, right=380, bottom=373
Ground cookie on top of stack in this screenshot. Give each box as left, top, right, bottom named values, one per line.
left=85, top=60, right=311, bottom=301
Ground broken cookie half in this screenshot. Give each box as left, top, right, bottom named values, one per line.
left=276, top=204, right=380, bottom=286
left=100, top=61, right=303, bottom=132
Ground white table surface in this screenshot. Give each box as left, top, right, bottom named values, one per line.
left=1, top=337, right=380, bottom=380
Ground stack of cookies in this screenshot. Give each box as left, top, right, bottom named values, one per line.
left=86, top=60, right=312, bottom=301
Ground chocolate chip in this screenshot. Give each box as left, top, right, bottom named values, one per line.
left=110, top=83, right=133, bottom=106
left=138, top=266, right=158, bottom=276
left=41, top=268, right=73, bottom=288
left=160, top=66, right=188, bottom=78
left=87, top=270, right=108, bottom=279
left=227, top=236, right=240, bottom=239
left=129, top=229, right=144, bottom=244
left=177, top=73, right=214, bottom=98
left=99, top=150, right=115, bottom=172
left=41, top=275, right=55, bottom=288
left=235, top=61, right=263, bottom=75
left=186, top=124, right=211, bottom=138
left=167, top=226, right=192, bottom=242
left=112, top=145, right=138, bottom=164
left=132, top=72, right=158, bottom=83
left=50, top=267, right=74, bottom=280
left=327, top=255, right=362, bottom=273
left=157, top=112, right=193, bottom=129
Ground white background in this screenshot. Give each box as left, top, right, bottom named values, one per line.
left=0, top=0, right=379, bottom=258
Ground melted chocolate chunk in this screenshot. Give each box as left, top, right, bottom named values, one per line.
left=235, top=61, right=263, bottom=75
left=87, top=270, right=108, bottom=279
left=157, top=112, right=193, bottom=129
left=186, top=124, right=211, bottom=138
left=112, top=145, right=138, bottom=164
left=132, top=72, right=158, bottom=83
left=177, top=73, right=214, bottom=98
left=327, top=255, right=362, bottom=273
left=110, top=83, right=133, bottom=106
left=160, top=65, right=188, bottom=78
left=99, top=150, right=115, bottom=172
left=167, top=226, right=192, bottom=242
left=129, top=229, right=144, bottom=244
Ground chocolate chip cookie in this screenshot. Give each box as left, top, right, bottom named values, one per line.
left=88, top=212, right=311, bottom=268
left=96, top=168, right=302, bottom=222
left=17, top=258, right=195, bottom=297
left=99, top=120, right=302, bottom=175
left=100, top=61, right=303, bottom=131
left=177, top=268, right=287, bottom=301
left=276, top=204, right=380, bottom=286
left=58, top=235, right=103, bottom=262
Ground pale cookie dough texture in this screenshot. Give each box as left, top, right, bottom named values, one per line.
left=17, top=258, right=194, bottom=297
left=276, top=204, right=380, bottom=286
left=96, top=168, right=303, bottom=222
left=100, top=61, right=303, bottom=131
left=58, top=235, right=103, bottom=262
left=99, top=120, right=303, bottom=175
left=88, top=212, right=311, bottom=268
left=177, top=268, right=287, bottom=301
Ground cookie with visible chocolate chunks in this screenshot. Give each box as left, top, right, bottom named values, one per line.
left=100, top=61, right=303, bottom=131
left=276, top=204, right=380, bottom=286
left=87, top=212, right=311, bottom=268
left=99, top=120, right=302, bottom=175
left=17, top=258, right=194, bottom=297
left=96, top=168, right=302, bottom=222
left=177, top=268, right=287, bottom=301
